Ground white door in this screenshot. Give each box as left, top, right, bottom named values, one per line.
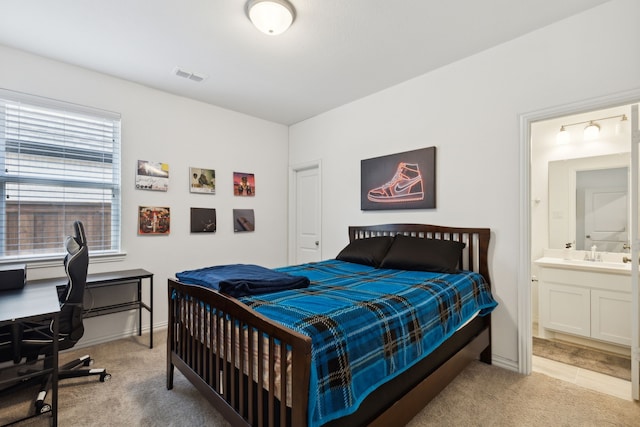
left=290, top=163, right=321, bottom=264
left=583, top=186, right=627, bottom=252
left=631, top=104, right=639, bottom=400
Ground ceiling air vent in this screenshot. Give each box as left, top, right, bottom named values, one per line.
left=173, top=67, right=207, bottom=83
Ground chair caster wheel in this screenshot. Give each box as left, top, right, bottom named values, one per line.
left=100, top=373, right=112, bottom=382
left=83, top=358, right=93, bottom=366
left=38, top=403, right=51, bottom=414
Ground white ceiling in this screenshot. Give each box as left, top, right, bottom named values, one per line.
left=0, top=0, right=610, bottom=125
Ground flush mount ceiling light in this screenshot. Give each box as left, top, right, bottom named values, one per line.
left=555, top=113, right=627, bottom=144
left=246, top=0, right=295, bottom=35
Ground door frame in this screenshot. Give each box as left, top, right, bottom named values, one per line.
left=518, top=89, right=640, bottom=379
left=288, top=160, right=322, bottom=265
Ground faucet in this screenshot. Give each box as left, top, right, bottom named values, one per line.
left=584, top=244, right=599, bottom=261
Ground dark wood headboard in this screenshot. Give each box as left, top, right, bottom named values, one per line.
left=348, top=223, right=491, bottom=285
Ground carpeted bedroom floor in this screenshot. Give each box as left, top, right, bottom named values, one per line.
left=2, top=331, right=640, bottom=426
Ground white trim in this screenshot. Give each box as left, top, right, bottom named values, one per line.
left=288, top=160, right=322, bottom=265
left=631, top=105, right=639, bottom=399
left=70, top=323, right=167, bottom=350
left=492, top=354, right=519, bottom=372
left=518, top=88, right=640, bottom=376
left=1, top=251, right=127, bottom=270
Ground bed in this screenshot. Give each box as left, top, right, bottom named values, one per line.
left=167, top=223, right=496, bottom=427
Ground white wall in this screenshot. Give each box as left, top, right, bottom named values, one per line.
left=289, top=0, right=640, bottom=369
left=0, top=44, right=290, bottom=345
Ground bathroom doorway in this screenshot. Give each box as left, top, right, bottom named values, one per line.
left=530, top=103, right=634, bottom=399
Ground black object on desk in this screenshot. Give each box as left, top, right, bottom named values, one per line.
left=0, top=264, right=26, bottom=291
left=0, top=283, right=60, bottom=426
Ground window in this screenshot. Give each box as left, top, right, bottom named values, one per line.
left=0, top=89, right=121, bottom=262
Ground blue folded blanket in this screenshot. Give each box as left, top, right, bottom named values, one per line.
left=175, top=263, right=310, bottom=297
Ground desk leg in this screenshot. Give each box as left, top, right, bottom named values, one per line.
left=52, top=312, right=59, bottom=427
left=137, top=279, right=142, bottom=337
left=149, top=276, right=153, bottom=349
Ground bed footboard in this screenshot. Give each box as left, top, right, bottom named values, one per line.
left=167, top=279, right=312, bottom=427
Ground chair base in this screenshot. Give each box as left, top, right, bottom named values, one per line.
left=34, top=354, right=111, bottom=413
left=1, top=353, right=111, bottom=417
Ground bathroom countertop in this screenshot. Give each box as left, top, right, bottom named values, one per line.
left=534, top=256, right=633, bottom=275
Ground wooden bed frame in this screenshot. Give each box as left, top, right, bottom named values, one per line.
left=167, top=223, right=492, bottom=427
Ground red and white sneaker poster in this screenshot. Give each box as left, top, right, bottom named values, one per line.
left=361, top=147, right=436, bottom=210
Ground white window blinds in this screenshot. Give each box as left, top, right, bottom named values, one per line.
left=0, top=89, right=121, bottom=261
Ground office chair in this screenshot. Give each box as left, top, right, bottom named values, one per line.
left=3, top=221, right=111, bottom=414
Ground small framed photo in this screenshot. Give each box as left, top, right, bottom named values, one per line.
left=190, top=167, right=215, bottom=194
left=190, top=208, right=217, bottom=233
left=138, top=206, right=170, bottom=235
left=136, top=160, right=169, bottom=191
left=233, top=209, right=255, bottom=232
left=233, top=172, right=255, bottom=196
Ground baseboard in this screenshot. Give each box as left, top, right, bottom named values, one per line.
left=69, top=322, right=168, bottom=350
left=491, top=354, right=519, bottom=372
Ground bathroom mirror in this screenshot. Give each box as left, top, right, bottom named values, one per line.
left=548, top=153, right=630, bottom=252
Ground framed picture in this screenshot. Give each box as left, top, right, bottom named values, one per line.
left=136, top=160, right=169, bottom=192
left=361, top=146, right=436, bottom=210
left=190, top=167, right=215, bottom=194
left=190, top=208, right=217, bottom=233
left=233, top=172, right=255, bottom=196
left=233, top=209, right=255, bottom=232
left=138, top=206, right=170, bottom=235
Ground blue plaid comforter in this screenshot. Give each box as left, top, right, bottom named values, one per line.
left=238, top=259, right=498, bottom=427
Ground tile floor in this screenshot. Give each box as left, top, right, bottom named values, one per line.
left=532, top=355, right=632, bottom=400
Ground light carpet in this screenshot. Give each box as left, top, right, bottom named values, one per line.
left=2, top=331, right=640, bottom=426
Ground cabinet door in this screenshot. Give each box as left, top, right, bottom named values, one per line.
left=591, top=289, right=631, bottom=346
left=540, top=282, right=590, bottom=337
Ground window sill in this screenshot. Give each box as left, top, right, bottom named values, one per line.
left=0, top=251, right=127, bottom=270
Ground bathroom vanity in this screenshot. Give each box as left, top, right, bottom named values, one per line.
left=535, top=255, right=632, bottom=347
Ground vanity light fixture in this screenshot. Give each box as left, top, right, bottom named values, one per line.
left=556, top=126, right=571, bottom=144
left=583, top=121, right=600, bottom=140
left=246, top=0, right=296, bottom=35
left=555, top=113, right=627, bottom=144
left=616, top=114, right=628, bottom=135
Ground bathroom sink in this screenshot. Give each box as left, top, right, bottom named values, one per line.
left=534, top=257, right=632, bottom=274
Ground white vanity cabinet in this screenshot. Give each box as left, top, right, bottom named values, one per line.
left=536, top=260, right=631, bottom=347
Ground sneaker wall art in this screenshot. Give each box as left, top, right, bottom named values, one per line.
left=361, top=147, right=436, bottom=210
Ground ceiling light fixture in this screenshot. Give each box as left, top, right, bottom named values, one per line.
left=246, top=0, right=295, bottom=35
left=555, top=113, right=627, bottom=144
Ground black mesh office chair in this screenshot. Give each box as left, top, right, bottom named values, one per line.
left=2, top=221, right=111, bottom=414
